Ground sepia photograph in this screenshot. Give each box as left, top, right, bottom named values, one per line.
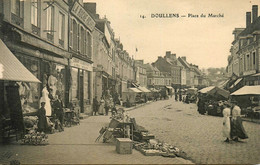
left=0, top=0, right=260, bottom=164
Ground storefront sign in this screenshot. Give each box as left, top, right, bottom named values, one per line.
left=243, top=70, right=256, bottom=76
left=71, top=1, right=95, bottom=32
left=70, top=57, right=93, bottom=71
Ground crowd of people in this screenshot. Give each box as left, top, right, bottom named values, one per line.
left=92, top=89, right=119, bottom=116
left=37, top=89, right=66, bottom=134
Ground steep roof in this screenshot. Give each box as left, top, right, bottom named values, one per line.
left=239, top=16, right=260, bottom=37
left=177, top=57, right=191, bottom=69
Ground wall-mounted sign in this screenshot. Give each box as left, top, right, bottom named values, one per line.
left=70, top=57, right=93, bottom=71
left=71, top=1, right=96, bottom=32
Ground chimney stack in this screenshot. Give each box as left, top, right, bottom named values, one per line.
left=252, top=5, right=258, bottom=23
left=246, top=12, right=251, bottom=27
left=166, top=51, right=171, bottom=57
left=181, top=56, right=186, bottom=61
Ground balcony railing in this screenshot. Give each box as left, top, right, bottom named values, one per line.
left=47, top=33, right=54, bottom=43
left=59, top=39, right=64, bottom=47
left=11, top=13, right=23, bottom=27
left=31, top=24, right=40, bottom=36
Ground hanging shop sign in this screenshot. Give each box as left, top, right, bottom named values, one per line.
left=71, top=1, right=96, bottom=32
left=70, top=57, right=93, bottom=71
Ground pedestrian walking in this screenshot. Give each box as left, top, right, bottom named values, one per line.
left=98, top=96, right=105, bottom=115
left=52, top=94, right=64, bottom=131
left=175, top=93, right=178, bottom=101
left=179, top=90, right=182, bottom=102
left=197, top=96, right=206, bottom=115
left=230, top=101, right=248, bottom=142
left=104, top=98, right=110, bottom=116
left=37, top=102, right=48, bottom=133
left=222, top=102, right=231, bottom=142
left=93, top=96, right=99, bottom=116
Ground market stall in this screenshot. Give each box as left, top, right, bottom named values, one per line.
left=122, top=88, right=142, bottom=107
left=231, top=85, right=260, bottom=118
left=198, top=86, right=230, bottom=116
left=0, top=39, right=41, bottom=142
left=96, top=109, right=188, bottom=158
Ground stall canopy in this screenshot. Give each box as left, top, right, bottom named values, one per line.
left=207, top=87, right=230, bottom=99
left=199, top=86, right=215, bottom=93
left=137, top=86, right=151, bottom=93
left=199, top=86, right=230, bottom=99
left=231, top=85, right=260, bottom=96
left=0, top=39, right=40, bottom=83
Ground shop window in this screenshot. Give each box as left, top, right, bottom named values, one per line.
left=84, top=71, right=91, bottom=104
left=71, top=67, right=79, bottom=100
left=15, top=55, right=40, bottom=114
left=50, top=63, right=66, bottom=101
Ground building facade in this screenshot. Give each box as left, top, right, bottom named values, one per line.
left=226, top=5, right=260, bottom=90
left=134, top=60, right=147, bottom=87
left=153, top=51, right=181, bottom=89
left=68, top=0, right=95, bottom=114
left=0, top=0, right=70, bottom=115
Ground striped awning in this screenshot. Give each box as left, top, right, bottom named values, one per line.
left=0, top=39, right=41, bottom=83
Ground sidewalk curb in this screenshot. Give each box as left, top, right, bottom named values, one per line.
left=123, top=101, right=154, bottom=111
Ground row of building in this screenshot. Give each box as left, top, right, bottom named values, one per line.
left=0, top=0, right=209, bottom=117
left=225, top=5, right=260, bottom=92
left=134, top=52, right=210, bottom=91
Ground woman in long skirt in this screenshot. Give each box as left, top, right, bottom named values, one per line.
left=222, top=104, right=231, bottom=142
left=230, top=104, right=248, bottom=141
left=98, top=97, right=105, bottom=115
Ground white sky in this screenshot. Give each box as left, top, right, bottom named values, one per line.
left=85, top=0, right=260, bottom=69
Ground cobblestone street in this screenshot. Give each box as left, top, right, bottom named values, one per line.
left=1, top=97, right=259, bottom=164
left=128, top=97, right=260, bottom=164
left=0, top=108, right=192, bottom=164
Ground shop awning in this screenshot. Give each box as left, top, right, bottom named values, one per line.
left=252, top=73, right=260, bottom=77
left=231, top=85, right=260, bottom=96
left=127, top=88, right=142, bottom=93
left=166, top=86, right=173, bottom=89
left=137, top=86, right=151, bottom=93
left=230, top=78, right=243, bottom=88
left=199, top=86, right=215, bottom=93
left=0, top=39, right=40, bottom=83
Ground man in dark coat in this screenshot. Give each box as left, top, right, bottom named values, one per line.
left=53, top=94, right=64, bottom=131
left=93, top=96, right=99, bottom=116
left=37, top=102, right=47, bottom=133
